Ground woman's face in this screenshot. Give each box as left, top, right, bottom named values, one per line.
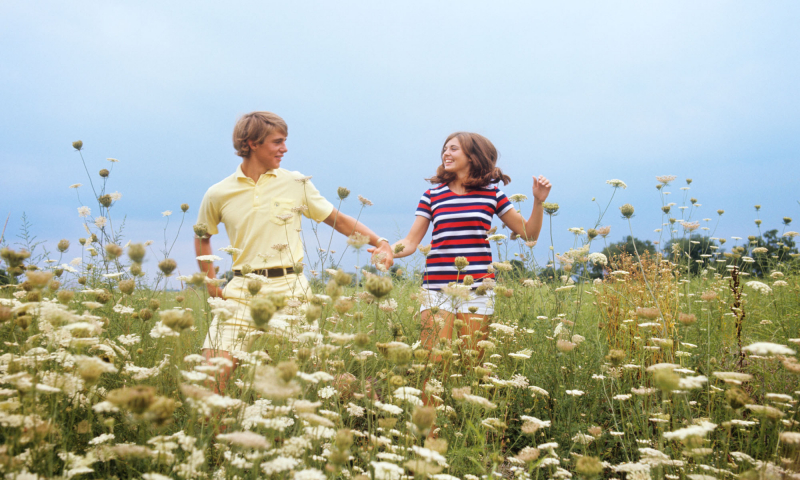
left=442, top=137, right=470, bottom=175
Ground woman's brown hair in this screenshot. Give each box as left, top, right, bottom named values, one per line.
left=426, top=132, right=511, bottom=190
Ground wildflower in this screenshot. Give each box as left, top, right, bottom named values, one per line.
left=742, top=342, right=795, bottom=356
left=556, top=339, right=576, bottom=352
left=158, top=258, right=177, bottom=276
left=783, top=231, right=799, bottom=238
left=606, top=179, right=627, bottom=189
left=94, top=216, right=107, bottom=228
left=663, top=421, right=716, bottom=440
left=162, top=210, right=172, bottom=217
left=566, top=389, right=584, bottom=396
left=712, top=371, right=752, bottom=384
left=596, top=226, right=611, bottom=237
left=347, top=232, right=370, bottom=249
left=357, top=195, right=373, bottom=206
left=193, top=223, right=209, bottom=238
left=745, top=404, right=785, bottom=419
left=196, top=254, right=222, bottom=263
left=509, top=193, right=528, bottom=202
left=419, top=244, right=432, bottom=255
left=588, top=252, right=607, bottom=265
left=542, top=202, right=560, bottom=215
left=656, top=175, right=677, bottom=185
left=576, top=456, right=604, bottom=478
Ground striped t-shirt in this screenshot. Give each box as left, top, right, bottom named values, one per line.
left=415, top=184, right=513, bottom=290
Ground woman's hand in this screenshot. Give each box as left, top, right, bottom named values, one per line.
left=532, top=175, right=552, bottom=203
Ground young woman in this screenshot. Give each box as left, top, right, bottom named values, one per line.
left=390, top=132, right=552, bottom=358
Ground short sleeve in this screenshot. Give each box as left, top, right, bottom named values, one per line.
left=415, top=190, right=432, bottom=220
left=301, top=179, right=335, bottom=222
left=495, top=188, right=514, bottom=217
left=197, top=188, right=221, bottom=236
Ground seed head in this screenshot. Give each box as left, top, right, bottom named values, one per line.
left=542, top=202, right=559, bottom=215
left=160, top=309, right=194, bottom=332
left=365, top=275, right=393, bottom=298
left=717, top=209, right=724, bottom=215
left=333, top=269, right=352, bottom=286
left=454, top=256, right=469, bottom=271
left=139, top=308, right=153, bottom=321
left=148, top=299, right=161, bottom=310
left=686, top=178, right=692, bottom=185
left=575, top=456, right=604, bottom=478
left=755, top=219, right=762, bottom=226
left=127, top=243, right=146, bottom=264
left=247, top=278, right=263, bottom=296
left=250, top=298, right=276, bottom=327
left=661, top=205, right=671, bottom=214
left=337, top=187, right=351, bottom=200
left=107, top=386, right=157, bottom=415
left=462, top=275, right=474, bottom=286
left=754, top=205, right=761, bottom=211
left=587, top=228, right=598, bottom=239
left=240, top=264, right=253, bottom=275
left=193, top=223, right=209, bottom=238
left=105, top=244, right=123, bottom=260
left=57, top=239, right=70, bottom=253
left=99, top=194, right=113, bottom=208
left=130, top=263, right=143, bottom=276
left=678, top=312, right=697, bottom=325
left=99, top=168, right=109, bottom=178
left=619, top=203, right=635, bottom=219
left=118, top=279, right=136, bottom=295
left=411, top=406, right=437, bottom=435
left=783, top=217, right=792, bottom=225
left=690, top=197, right=697, bottom=204
left=57, top=290, right=75, bottom=305
left=180, top=203, right=189, bottom=213
left=726, top=387, right=751, bottom=410
left=277, top=360, right=298, bottom=382
left=158, top=258, right=177, bottom=276
left=605, top=349, right=625, bottom=366
left=79, top=237, right=87, bottom=246
left=26, top=270, right=53, bottom=289
left=72, top=140, right=83, bottom=151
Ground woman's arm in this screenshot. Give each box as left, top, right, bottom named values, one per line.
left=499, top=175, right=552, bottom=241
left=389, top=216, right=431, bottom=259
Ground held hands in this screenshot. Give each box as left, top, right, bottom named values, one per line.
left=532, top=175, right=552, bottom=203
left=367, top=241, right=395, bottom=271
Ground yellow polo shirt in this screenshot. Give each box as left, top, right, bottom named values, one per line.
left=197, top=165, right=334, bottom=270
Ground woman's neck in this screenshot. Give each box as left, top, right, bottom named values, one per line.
left=448, top=171, right=471, bottom=194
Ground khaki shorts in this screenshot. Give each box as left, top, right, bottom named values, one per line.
left=202, top=273, right=311, bottom=352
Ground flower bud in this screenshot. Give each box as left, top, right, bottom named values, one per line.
left=462, top=275, right=474, bottom=286
left=139, top=308, right=153, bottom=321
left=57, top=290, right=75, bottom=305
left=277, top=360, right=298, bottom=382
left=127, top=243, right=146, bottom=263
left=454, top=256, right=469, bottom=271
left=129, top=262, right=143, bottom=276
left=305, top=303, right=322, bottom=322
left=337, top=187, right=351, bottom=200
left=620, top=203, right=635, bottom=219
left=160, top=309, right=194, bottom=332
left=105, top=244, right=123, bottom=260
left=57, top=239, right=70, bottom=253
left=250, top=298, right=276, bottom=327
left=333, top=269, right=352, bottom=286
left=72, top=140, right=83, bottom=151
left=587, top=229, right=597, bottom=239
left=158, top=258, right=177, bottom=276
left=118, top=279, right=135, bottom=295
left=78, top=276, right=87, bottom=285
left=661, top=206, right=671, bottom=214
left=365, top=276, right=393, bottom=298
left=176, top=295, right=184, bottom=304
left=149, top=299, right=161, bottom=310
left=717, top=209, right=724, bottom=215
left=246, top=278, right=263, bottom=296
left=180, top=203, right=189, bottom=212
left=326, top=279, right=343, bottom=299
left=411, top=406, right=436, bottom=435
left=99, top=195, right=113, bottom=208
left=99, top=168, right=110, bottom=178
left=193, top=223, right=208, bottom=238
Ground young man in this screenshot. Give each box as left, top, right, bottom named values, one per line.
left=195, top=111, right=393, bottom=392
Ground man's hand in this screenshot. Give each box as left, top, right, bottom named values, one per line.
left=368, top=241, right=394, bottom=271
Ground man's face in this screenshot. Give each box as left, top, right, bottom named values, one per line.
left=249, top=130, right=288, bottom=170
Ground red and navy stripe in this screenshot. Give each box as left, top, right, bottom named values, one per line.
left=415, top=184, right=513, bottom=290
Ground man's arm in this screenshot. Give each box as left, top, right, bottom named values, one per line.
left=195, top=236, right=224, bottom=297
left=322, top=208, right=393, bottom=269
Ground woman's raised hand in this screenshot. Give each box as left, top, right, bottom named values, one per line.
left=532, top=175, right=552, bottom=203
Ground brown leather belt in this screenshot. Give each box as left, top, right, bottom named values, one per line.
left=233, top=267, right=294, bottom=278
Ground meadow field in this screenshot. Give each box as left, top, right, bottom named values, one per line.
left=1, top=146, right=799, bottom=480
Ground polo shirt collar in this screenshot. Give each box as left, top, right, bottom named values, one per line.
left=235, top=164, right=279, bottom=182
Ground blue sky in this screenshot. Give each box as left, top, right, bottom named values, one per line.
left=1, top=1, right=799, bottom=286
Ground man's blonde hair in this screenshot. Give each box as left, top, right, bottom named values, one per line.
left=232, top=111, right=288, bottom=158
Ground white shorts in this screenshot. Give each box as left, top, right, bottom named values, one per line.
left=202, top=273, right=311, bottom=352
left=418, top=288, right=495, bottom=316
